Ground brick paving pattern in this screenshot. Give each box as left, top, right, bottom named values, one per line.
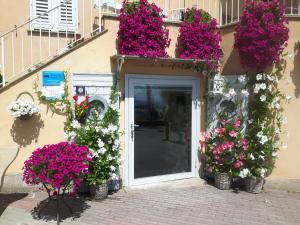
left=1, top=179, right=300, bottom=225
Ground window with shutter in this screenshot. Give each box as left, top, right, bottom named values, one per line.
left=30, top=0, right=51, bottom=30
left=57, top=0, right=77, bottom=32
left=30, top=0, right=77, bottom=32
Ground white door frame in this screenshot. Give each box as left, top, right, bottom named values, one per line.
left=124, top=74, right=201, bottom=186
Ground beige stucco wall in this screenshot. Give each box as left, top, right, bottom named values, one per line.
left=0, top=14, right=300, bottom=184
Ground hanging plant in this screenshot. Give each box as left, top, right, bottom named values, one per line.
left=118, top=0, right=170, bottom=58
left=177, top=8, right=222, bottom=68
left=234, top=0, right=289, bottom=70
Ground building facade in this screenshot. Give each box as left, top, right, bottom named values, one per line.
left=0, top=0, right=300, bottom=191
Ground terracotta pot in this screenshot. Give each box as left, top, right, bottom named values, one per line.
left=214, top=172, right=232, bottom=190
left=89, top=183, right=108, bottom=200
left=245, top=177, right=264, bottom=194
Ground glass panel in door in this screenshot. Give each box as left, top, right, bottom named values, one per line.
left=134, top=86, right=192, bottom=179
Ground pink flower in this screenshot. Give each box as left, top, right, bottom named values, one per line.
left=234, top=161, right=242, bottom=169
left=215, top=128, right=225, bottom=137
left=239, top=153, right=245, bottom=160
left=229, top=130, right=238, bottom=137
left=241, top=137, right=247, bottom=145
left=221, top=120, right=227, bottom=126
left=234, top=120, right=241, bottom=128
left=203, top=131, right=210, bottom=140
left=243, top=145, right=249, bottom=151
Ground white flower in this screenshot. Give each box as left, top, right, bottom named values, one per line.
left=107, top=155, right=113, bottom=161
left=238, top=75, right=246, bottom=83
left=99, top=147, right=106, bottom=155
left=260, top=95, right=266, bottom=102
left=254, top=84, right=261, bottom=93
left=259, top=168, right=267, bottom=178
left=112, top=139, right=120, bottom=151
left=259, top=155, right=265, bottom=160
left=111, top=104, right=119, bottom=111
left=241, top=89, right=249, bottom=97
left=239, top=168, right=250, bottom=178
left=110, top=165, right=116, bottom=171
left=228, top=88, right=236, bottom=97
left=257, top=131, right=263, bottom=137
left=8, top=100, right=39, bottom=119
left=256, top=74, right=263, bottom=81
left=64, top=131, right=76, bottom=141
left=275, top=128, right=281, bottom=134
left=260, top=83, right=267, bottom=90
left=272, top=152, right=278, bottom=158
left=248, top=119, right=254, bottom=124
left=97, top=139, right=105, bottom=148
left=95, top=126, right=101, bottom=132
left=259, top=135, right=268, bottom=145
left=71, top=120, right=81, bottom=129
left=250, top=153, right=255, bottom=160
left=268, top=85, right=272, bottom=92
left=288, top=53, right=294, bottom=59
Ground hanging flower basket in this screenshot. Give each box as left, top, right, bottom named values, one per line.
left=8, top=92, right=39, bottom=120
left=89, top=183, right=108, bottom=200
left=245, top=177, right=264, bottom=194
left=214, top=172, right=232, bottom=190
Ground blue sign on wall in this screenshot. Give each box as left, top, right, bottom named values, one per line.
left=42, top=71, right=65, bottom=100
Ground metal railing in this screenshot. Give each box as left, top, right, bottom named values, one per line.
left=0, top=0, right=299, bottom=88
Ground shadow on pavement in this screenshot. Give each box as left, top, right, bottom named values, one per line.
left=0, top=193, right=28, bottom=216
left=31, top=195, right=90, bottom=223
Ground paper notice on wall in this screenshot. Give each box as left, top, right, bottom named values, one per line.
left=42, top=71, right=65, bottom=100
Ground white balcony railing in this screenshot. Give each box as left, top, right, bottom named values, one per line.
left=0, top=0, right=299, bottom=88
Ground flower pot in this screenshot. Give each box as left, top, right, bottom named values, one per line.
left=245, top=177, right=264, bottom=194
left=19, top=114, right=32, bottom=120
left=89, top=183, right=108, bottom=200
left=214, top=172, right=232, bottom=190
left=76, top=116, right=86, bottom=124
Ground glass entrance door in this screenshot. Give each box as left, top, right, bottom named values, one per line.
left=126, top=76, right=199, bottom=186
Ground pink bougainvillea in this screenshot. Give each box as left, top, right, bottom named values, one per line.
left=177, top=8, right=222, bottom=68
left=118, top=0, right=170, bottom=58
left=23, top=142, right=93, bottom=195
left=234, top=0, right=289, bottom=70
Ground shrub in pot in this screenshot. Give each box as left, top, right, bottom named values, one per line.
left=204, top=114, right=249, bottom=190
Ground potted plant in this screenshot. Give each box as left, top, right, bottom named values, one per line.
left=239, top=167, right=266, bottom=194
left=118, top=0, right=170, bottom=57
left=69, top=90, right=120, bottom=200
left=73, top=95, right=91, bottom=123
left=204, top=114, right=249, bottom=190
left=177, top=8, right=221, bottom=69
left=8, top=99, right=39, bottom=120
left=23, top=142, right=92, bottom=223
